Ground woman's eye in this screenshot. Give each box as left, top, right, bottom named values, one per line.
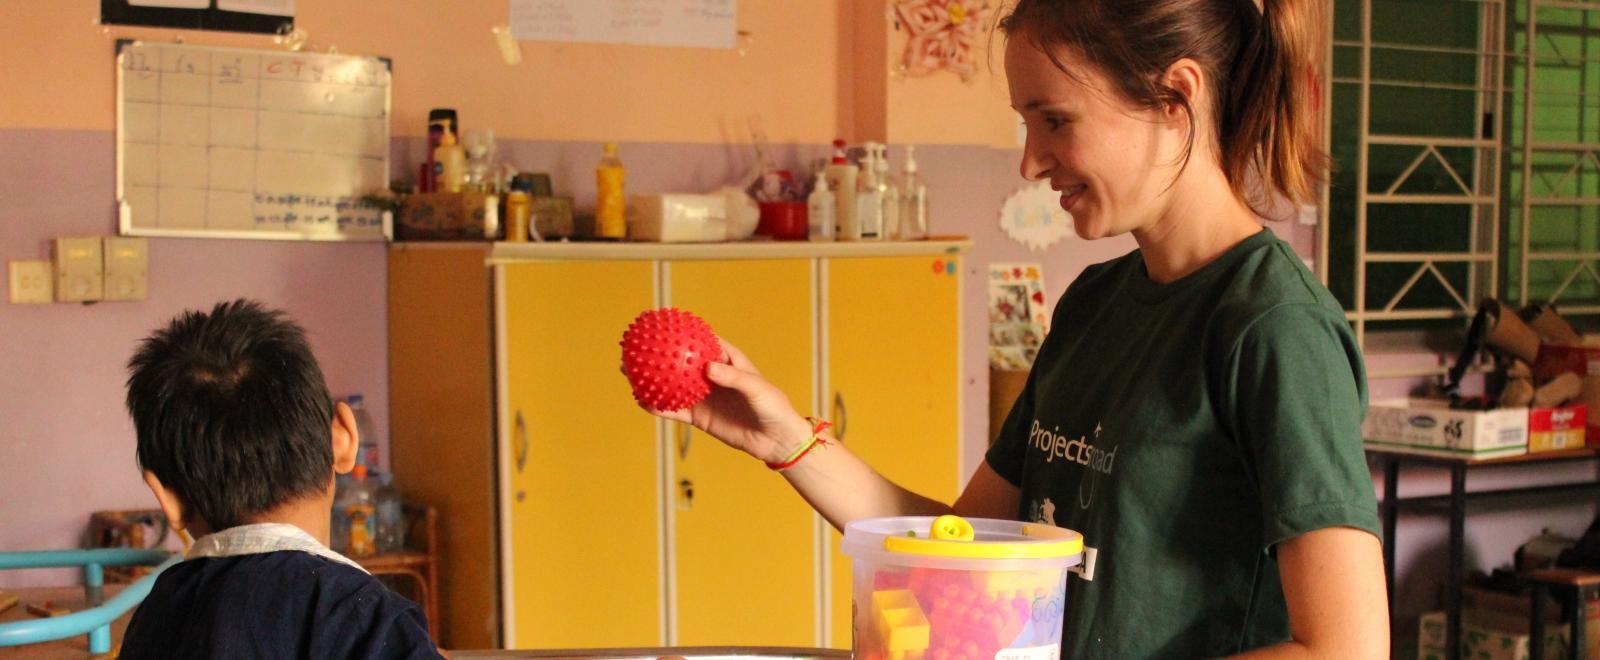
left=1044, top=116, right=1066, bottom=131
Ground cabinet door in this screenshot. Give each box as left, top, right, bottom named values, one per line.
left=500, top=261, right=662, bottom=648
left=667, top=259, right=819, bottom=646
left=824, top=255, right=963, bottom=647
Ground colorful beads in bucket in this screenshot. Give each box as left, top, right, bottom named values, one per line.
left=842, top=516, right=1083, bottom=660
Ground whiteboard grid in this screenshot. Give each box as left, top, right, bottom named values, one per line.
left=116, top=40, right=392, bottom=241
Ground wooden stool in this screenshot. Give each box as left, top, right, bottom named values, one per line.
left=355, top=503, right=440, bottom=640
left=1528, top=568, right=1600, bottom=660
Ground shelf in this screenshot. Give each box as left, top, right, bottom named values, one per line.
left=391, top=238, right=972, bottom=263
left=1368, top=446, right=1600, bottom=466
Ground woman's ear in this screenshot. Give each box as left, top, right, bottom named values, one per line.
left=1162, top=57, right=1207, bottom=122
left=330, top=401, right=360, bottom=474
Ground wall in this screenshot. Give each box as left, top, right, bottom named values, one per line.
left=3, top=5, right=1554, bottom=648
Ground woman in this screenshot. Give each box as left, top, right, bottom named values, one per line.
left=645, top=0, right=1388, bottom=656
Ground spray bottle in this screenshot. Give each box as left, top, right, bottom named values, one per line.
left=822, top=139, right=859, bottom=241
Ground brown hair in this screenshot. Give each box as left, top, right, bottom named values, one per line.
left=1000, top=0, right=1328, bottom=213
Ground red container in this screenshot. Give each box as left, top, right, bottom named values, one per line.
left=757, top=201, right=808, bottom=241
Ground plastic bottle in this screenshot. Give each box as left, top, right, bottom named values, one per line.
left=463, top=128, right=496, bottom=193
left=823, top=139, right=859, bottom=241
left=596, top=142, right=627, bottom=239
left=347, top=394, right=380, bottom=471
left=339, top=464, right=376, bottom=557
left=807, top=173, right=836, bottom=241
left=329, top=473, right=351, bottom=554
left=505, top=174, right=532, bottom=242
left=898, top=145, right=929, bottom=240
left=877, top=144, right=901, bottom=240
left=375, top=473, right=405, bottom=554
left=855, top=142, right=884, bottom=240
left=434, top=128, right=467, bottom=193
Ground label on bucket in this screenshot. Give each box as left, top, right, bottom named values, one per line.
left=995, top=643, right=1060, bottom=660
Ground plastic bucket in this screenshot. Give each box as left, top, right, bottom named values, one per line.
left=842, top=516, right=1082, bottom=660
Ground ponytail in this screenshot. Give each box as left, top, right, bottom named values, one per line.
left=1222, top=0, right=1328, bottom=209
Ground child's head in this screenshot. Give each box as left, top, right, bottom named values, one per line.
left=126, top=299, right=358, bottom=535
left=1002, top=0, right=1325, bottom=235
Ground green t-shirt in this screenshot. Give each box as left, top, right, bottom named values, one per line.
left=986, top=229, right=1380, bottom=658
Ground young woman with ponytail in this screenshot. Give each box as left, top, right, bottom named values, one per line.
left=642, top=1, right=1388, bottom=656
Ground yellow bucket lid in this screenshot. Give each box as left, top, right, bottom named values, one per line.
left=846, top=515, right=1083, bottom=563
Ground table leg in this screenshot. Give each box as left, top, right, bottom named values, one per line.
left=1447, top=463, right=1467, bottom=660
left=1532, top=583, right=1548, bottom=660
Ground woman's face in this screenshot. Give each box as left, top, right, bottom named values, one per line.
left=1006, top=36, right=1187, bottom=241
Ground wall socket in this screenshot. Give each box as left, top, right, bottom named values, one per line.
left=8, top=260, right=53, bottom=304
left=103, top=237, right=148, bottom=301
left=53, top=237, right=104, bottom=302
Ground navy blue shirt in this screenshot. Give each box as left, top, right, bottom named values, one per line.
left=121, top=551, right=442, bottom=659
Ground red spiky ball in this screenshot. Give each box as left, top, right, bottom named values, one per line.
left=620, top=308, right=723, bottom=411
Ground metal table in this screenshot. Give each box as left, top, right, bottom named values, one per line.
left=1370, top=446, right=1600, bottom=659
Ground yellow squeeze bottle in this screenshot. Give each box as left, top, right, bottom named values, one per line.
left=596, top=142, right=627, bottom=239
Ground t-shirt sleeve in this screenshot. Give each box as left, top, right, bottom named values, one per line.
left=1227, top=303, right=1380, bottom=550
left=984, top=365, right=1038, bottom=488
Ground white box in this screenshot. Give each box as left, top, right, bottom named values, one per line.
left=1363, top=398, right=1528, bottom=459
left=628, top=194, right=728, bottom=242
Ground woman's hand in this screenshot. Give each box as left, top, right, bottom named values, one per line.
left=639, top=338, right=814, bottom=464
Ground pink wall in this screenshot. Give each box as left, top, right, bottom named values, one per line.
left=0, top=129, right=389, bottom=587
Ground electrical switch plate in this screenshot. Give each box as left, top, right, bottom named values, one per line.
left=53, top=237, right=103, bottom=302
left=8, top=260, right=53, bottom=304
left=103, top=237, right=148, bottom=301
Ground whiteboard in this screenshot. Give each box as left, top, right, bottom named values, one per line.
left=510, top=0, right=736, bottom=49
left=116, top=41, right=392, bottom=241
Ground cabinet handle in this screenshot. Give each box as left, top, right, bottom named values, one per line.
left=514, top=410, right=529, bottom=474
left=678, top=478, right=695, bottom=509
left=677, top=423, right=692, bottom=461
left=833, top=391, right=848, bottom=442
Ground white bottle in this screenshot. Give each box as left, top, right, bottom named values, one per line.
left=348, top=394, right=380, bottom=471
left=808, top=173, right=836, bottom=241
left=877, top=144, right=901, bottom=240
left=823, top=139, right=860, bottom=241
left=898, top=145, right=928, bottom=240
left=855, top=142, right=884, bottom=240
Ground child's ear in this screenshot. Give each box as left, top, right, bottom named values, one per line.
left=330, top=401, right=360, bottom=474
left=142, top=470, right=189, bottom=533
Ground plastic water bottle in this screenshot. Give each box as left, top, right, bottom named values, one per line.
left=347, top=394, right=381, bottom=472
left=337, top=464, right=377, bottom=557
left=375, top=473, right=405, bottom=554
left=329, top=473, right=351, bottom=554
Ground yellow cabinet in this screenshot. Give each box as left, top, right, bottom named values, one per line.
left=824, top=255, right=963, bottom=647
left=666, top=259, right=817, bottom=646
left=500, top=261, right=661, bottom=648
left=388, top=243, right=965, bottom=650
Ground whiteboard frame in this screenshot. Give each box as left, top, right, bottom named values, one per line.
left=115, top=39, right=394, bottom=242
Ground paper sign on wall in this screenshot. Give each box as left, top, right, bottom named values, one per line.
left=510, top=0, right=737, bottom=49
left=999, top=180, right=1075, bottom=251
left=989, top=263, right=1049, bottom=369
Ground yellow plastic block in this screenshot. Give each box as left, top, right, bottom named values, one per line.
left=872, top=589, right=930, bottom=655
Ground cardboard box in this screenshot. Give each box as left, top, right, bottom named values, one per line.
left=1364, top=398, right=1528, bottom=458
left=396, top=192, right=500, bottom=240
left=1529, top=404, right=1588, bottom=453
left=1419, top=610, right=1569, bottom=660
left=1534, top=342, right=1600, bottom=446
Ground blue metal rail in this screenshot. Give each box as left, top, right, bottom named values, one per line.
left=0, top=548, right=177, bottom=654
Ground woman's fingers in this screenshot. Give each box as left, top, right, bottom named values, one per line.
left=717, top=338, right=760, bottom=375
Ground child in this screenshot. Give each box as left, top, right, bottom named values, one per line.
left=121, top=299, right=442, bottom=659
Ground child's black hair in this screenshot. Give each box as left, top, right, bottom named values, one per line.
left=126, top=299, right=336, bottom=531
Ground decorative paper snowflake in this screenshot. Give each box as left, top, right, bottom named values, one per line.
left=893, top=0, right=994, bottom=82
